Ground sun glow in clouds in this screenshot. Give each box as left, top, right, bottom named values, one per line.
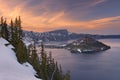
left=0, top=0, right=120, bottom=34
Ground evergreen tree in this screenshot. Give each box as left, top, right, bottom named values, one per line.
left=38, top=43, right=69, bottom=80
left=0, top=16, right=4, bottom=36
left=10, top=17, right=28, bottom=63
left=0, top=16, right=71, bottom=80
left=29, top=41, right=40, bottom=76
left=10, top=18, right=19, bottom=47
left=0, top=17, right=3, bottom=37
left=40, top=42, right=48, bottom=80
left=18, top=16, right=23, bottom=39
left=1, top=18, right=9, bottom=41
left=10, top=19, right=14, bottom=44
left=64, top=71, right=70, bottom=80
left=10, top=17, right=22, bottom=47
left=0, top=16, right=4, bottom=26
left=16, top=40, right=29, bottom=63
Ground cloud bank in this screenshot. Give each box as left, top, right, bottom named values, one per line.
left=0, top=0, right=120, bottom=34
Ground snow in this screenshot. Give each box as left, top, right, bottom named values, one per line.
left=83, top=49, right=93, bottom=52
left=38, top=40, right=43, bottom=43
left=68, top=32, right=72, bottom=35
left=61, top=44, right=66, bottom=47
left=80, top=40, right=84, bottom=43
left=23, top=39, right=31, bottom=47
left=73, top=43, right=77, bottom=45
left=22, top=62, right=37, bottom=76
left=7, top=44, right=14, bottom=49
left=77, top=49, right=82, bottom=53
left=101, top=47, right=104, bottom=50
left=0, top=38, right=41, bottom=80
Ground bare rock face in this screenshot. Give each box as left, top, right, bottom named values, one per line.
left=66, top=37, right=111, bottom=53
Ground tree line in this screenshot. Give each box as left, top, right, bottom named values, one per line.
left=0, top=16, right=70, bottom=80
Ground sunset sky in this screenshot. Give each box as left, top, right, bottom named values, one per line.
left=0, top=0, right=120, bottom=34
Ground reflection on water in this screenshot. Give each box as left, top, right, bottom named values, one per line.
left=43, top=39, right=120, bottom=80
left=99, top=39, right=120, bottom=47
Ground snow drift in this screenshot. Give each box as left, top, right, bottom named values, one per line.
left=0, top=38, right=41, bottom=80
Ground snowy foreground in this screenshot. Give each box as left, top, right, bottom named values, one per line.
left=0, top=38, right=41, bottom=80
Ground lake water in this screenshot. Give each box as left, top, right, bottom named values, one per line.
left=45, top=39, right=120, bottom=80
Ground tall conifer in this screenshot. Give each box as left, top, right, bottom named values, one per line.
left=1, top=18, right=9, bottom=41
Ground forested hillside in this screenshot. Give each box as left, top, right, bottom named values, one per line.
left=0, top=16, right=70, bottom=80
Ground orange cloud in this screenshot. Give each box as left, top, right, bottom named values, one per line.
left=0, top=0, right=120, bottom=34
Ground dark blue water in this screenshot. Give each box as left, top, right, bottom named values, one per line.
left=45, top=39, right=120, bottom=80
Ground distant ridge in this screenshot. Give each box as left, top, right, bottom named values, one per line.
left=23, top=29, right=120, bottom=42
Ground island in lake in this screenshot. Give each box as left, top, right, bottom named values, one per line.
left=66, top=37, right=111, bottom=53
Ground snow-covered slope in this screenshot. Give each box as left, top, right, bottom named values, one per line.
left=0, top=38, right=41, bottom=80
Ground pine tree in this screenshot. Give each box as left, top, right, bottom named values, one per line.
left=29, top=41, right=40, bottom=75
left=11, top=17, right=22, bottom=47
left=0, top=16, right=4, bottom=26
left=10, top=17, right=29, bottom=63
left=40, top=42, right=48, bottom=80
left=64, top=71, right=70, bottom=80
left=39, top=43, right=69, bottom=80
left=10, top=19, right=14, bottom=44
left=8, top=16, right=71, bottom=80
left=1, top=18, right=9, bottom=41
left=18, top=16, right=23, bottom=39
left=10, top=18, right=19, bottom=47
left=0, top=16, right=4, bottom=36
left=16, top=39, right=29, bottom=63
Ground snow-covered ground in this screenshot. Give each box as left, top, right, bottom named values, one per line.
left=0, top=38, right=41, bottom=80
